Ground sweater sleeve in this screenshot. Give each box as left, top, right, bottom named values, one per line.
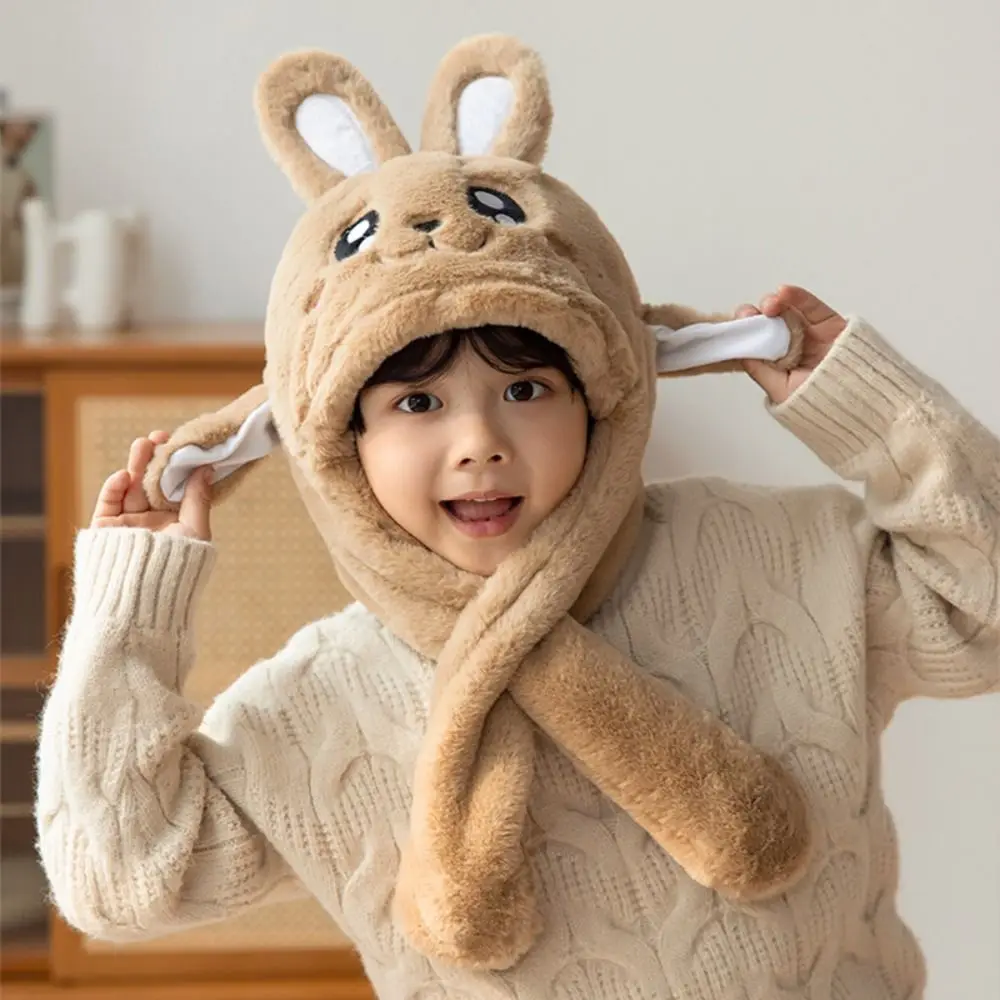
left=770, top=317, right=999, bottom=704
left=35, top=528, right=308, bottom=942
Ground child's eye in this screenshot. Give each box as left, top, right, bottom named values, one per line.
left=396, top=392, right=442, bottom=414
left=504, top=380, right=546, bottom=402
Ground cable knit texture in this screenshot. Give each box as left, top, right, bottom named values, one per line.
left=36, top=320, right=999, bottom=999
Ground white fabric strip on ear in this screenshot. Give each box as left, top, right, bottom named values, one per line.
left=159, top=401, right=279, bottom=503
left=457, top=76, right=514, bottom=156
left=652, top=314, right=792, bottom=374
left=295, top=93, right=376, bottom=176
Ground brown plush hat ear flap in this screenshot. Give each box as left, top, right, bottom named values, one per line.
left=144, top=384, right=278, bottom=511
left=645, top=303, right=806, bottom=378
left=256, top=49, right=411, bottom=202
left=420, top=34, right=552, bottom=164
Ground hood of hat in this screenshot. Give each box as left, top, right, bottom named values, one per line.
left=261, top=151, right=655, bottom=464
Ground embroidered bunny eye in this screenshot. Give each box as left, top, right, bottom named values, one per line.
left=467, top=187, right=526, bottom=226
left=334, top=209, right=379, bottom=261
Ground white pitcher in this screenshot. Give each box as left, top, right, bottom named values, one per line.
left=20, top=197, right=142, bottom=332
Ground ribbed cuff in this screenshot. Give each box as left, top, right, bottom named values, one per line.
left=72, top=528, right=216, bottom=635
left=769, top=316, right=936, bottom=473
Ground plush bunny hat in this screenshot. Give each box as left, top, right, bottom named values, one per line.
left=146, top=35, right=812, bottom=970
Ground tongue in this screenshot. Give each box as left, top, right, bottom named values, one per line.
left=449, top=498, right=516, bottom=521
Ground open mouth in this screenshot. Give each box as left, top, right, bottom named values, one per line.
left=442, top=497, right=523, bottom=521
left=441, top=496, right=525, bottom=537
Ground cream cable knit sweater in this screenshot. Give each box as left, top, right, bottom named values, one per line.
left=36, top=319, right=999, bottom=999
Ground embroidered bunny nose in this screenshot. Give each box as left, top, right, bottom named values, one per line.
left=386, top=216, right=487, bottom=256
left=429, top=218, right=490, bottom=253
left=379, top=216, right=488, bottom=259
left=409, top=219, right=442, bottom=250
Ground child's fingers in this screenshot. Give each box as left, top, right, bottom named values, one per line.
left=759, top=295, right=785, bottom=318
left=149, top=429, right=170, bottom=445
left=91, top=511, right=178, bottom=531
left=122, top=437, right=155, bottom=513
left=760, top=286, right=840, bottom=328
left=91, top=469, right=131, bottom=523
left=734, top=303, right=761, bottom=319
left=177, top=467, right=213, bottom=541
left=774, top=285, right=839, bottom=326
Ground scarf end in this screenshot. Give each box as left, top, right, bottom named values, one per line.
left=393, top=852, right=543, bottom=971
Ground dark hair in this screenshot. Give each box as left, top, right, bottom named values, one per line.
left=350, top=325, right=591, bottom=435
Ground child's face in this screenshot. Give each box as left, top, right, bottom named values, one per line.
left=356, top=343, right=589, bottom=576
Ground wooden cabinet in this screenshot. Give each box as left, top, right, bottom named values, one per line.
left=0, top=326, right=373, bottom=999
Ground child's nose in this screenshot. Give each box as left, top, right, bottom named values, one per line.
left=458, top=450, right=506, bottom=468
left=453, top=416, right=511, bottom=468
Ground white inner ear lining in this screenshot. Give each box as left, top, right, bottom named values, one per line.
left=295, top=92, right=377, bottom=177
left=159, top=401, right=278, bottom=503
left=457, top=75, right=515, bottom=156
left=652, top=314, right=792, bottom=373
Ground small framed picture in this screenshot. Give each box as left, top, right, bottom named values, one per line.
left=1, top=107, right=54, bottom=321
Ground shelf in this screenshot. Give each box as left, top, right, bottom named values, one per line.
left=0, top=378, right=43, bottom=394
left=0, top=805, right=34, bottom=822
left=0, top=723, right=38, bottom=744
left=0, top=935, right=49, bottom=978
left=0, top=517, right=45, bottom=540
left=0, top=323, right=265, bottom=371
left=0, top=976, right=376, bottom=999
left=0, top=658, right=53, bottom=690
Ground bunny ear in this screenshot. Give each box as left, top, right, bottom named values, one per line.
left=144, top=385, right=279, bottom=511
left=645, top=304, right=805, bottom=377
left=421, top=35, right=552, bottom=164
left=255, top=50, right=411, bottom=201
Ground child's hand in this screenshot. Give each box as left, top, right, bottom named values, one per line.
left=90, top=431, right=213, bottom=542
left=735, top=285, right=847, bottom=405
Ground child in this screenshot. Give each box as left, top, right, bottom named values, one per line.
left=36, top=36, right=998, bottom=1000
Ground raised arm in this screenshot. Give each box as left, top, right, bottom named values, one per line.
left=35, top=527, right=315, bottom=941
left=756, top=288, right=999, bottom=707
left=35, top=435, right=308, bottom=941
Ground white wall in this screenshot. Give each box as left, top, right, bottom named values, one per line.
left=4, top=1, right=998, bottom=995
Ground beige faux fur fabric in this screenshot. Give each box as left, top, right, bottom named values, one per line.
left=145, top=35, right=810, bottom=969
